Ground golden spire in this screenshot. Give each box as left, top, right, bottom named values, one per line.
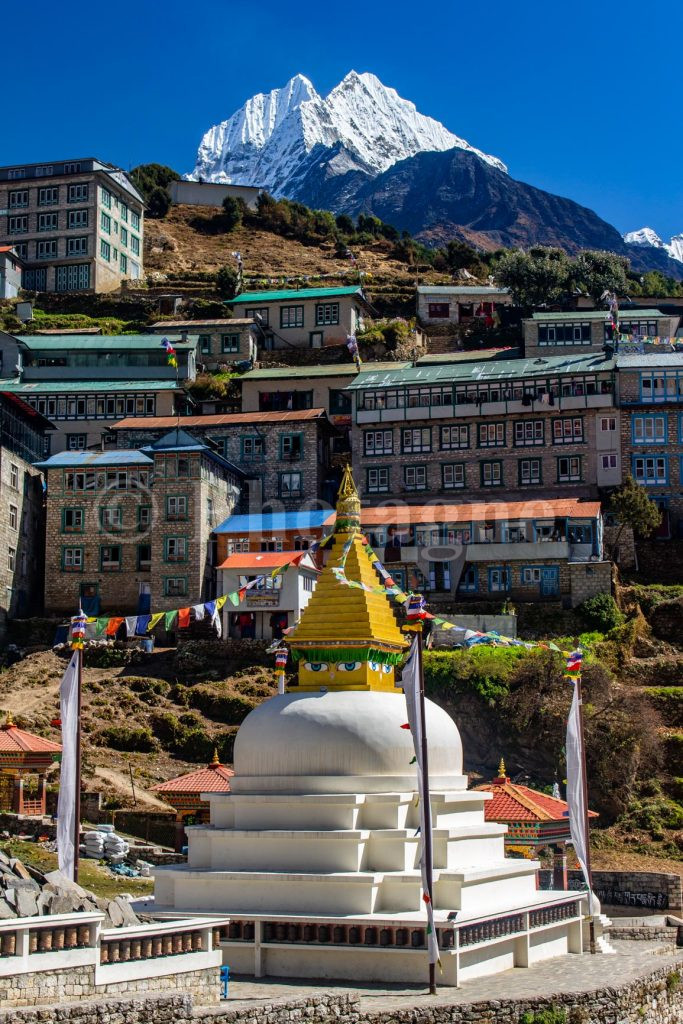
left=286, top=467, right=408, bottom=691
left=498, top=757, right=506, bottom=778
left=2, top=712, right=15, bottom=730
left=334, top=464, right=361, bottom=534
left=209, top=748, right=220, bottom=767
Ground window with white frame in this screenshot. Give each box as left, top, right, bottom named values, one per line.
left=552, top=417, right=584, bottom=444
left=481, top=461, right=502, bottom=486
left=165, top=537, right=187, bottom=561
left=241, top=436, right=264, bottom=460
left=440, top=424, right=469, bottom=449
left=364, top=430, right=393, bottom=456
left=442, top=463, right=465, bottom=489
left=601, top=454, right=617, bottom=470
left=519, top=458, right=541, bottom=485
left=66, top=434, right=87, bottom=450
left=101, top=507, right=122, bottom=530
left=167, top=496, right=188, bottom=519
left=489, top=567, right=510, bottom=592
left=221, top=334, right=239, bottom=353
left=9, top=464, right=18, bottom=489
left=600, top=416, right=617, bottom=432
left=522, top=567, right=542, bottom=584
left=633, top=456, right=667, bottom=484
left=280, top=305, right=303, bottom=328
left=514, top=420, right=544, bottom=446
left=404, top=465, right=427, bottom=490
left=478, top=422, right=505, bottom=447
left=402, top=427, right=431, bottom=453
left=279, top=471, right=302, bottom=498
left=557, top=456, right=582, bottom=482
left=367, top=467, right=389, bottom=493
left=315, top=303, right=339, bottom=325
left=62, top=547, right=83, bottom=570
left=632, top=415, right=667, bottom=443
left=9, top=505, right=17, bottom=531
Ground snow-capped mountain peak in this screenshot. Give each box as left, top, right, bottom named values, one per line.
left=188, top=71, right=507, bottom=194
left=623, top=226, right=683, bottom=263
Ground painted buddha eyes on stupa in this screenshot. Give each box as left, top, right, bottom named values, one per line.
left=369, top=661, right=393, bottom=674
left=337, top=662, right=361, bottom=672
left=304, top=662, right=328, bottom=673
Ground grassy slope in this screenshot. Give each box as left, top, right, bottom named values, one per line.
left=0, top=840, right=153, bottom=900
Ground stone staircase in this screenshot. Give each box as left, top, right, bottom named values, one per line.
left=596, top=912, right=617, bottom=954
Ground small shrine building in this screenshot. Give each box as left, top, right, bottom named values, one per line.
left=153, top=752, right=234, bottom=850
left=0, top=714, right=61, bottom=816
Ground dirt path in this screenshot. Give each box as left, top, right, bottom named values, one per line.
left=92, top=767, right=172, bottom=811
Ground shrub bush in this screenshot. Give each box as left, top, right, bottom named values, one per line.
left=578, top=593, right=624, bottom=633
left=423, top=647, right=529, bottom=705
left=98, top=726, right=157, bottom=753
left=187, top=686, right=257, bottom=725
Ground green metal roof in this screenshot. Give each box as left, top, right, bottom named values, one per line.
left=241, top=360, right=411, bottom=381
left=230, top=286, right=365, bottom=304
left=15, top=334, right=197, bottom=350
left=346, top=353, right=615, bottom=389
left=529, top=309, right=665, bottom=321
left=0, top=379, right=180, bottom=393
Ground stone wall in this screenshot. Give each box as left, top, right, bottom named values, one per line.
left=0, top=964, right=219, bottom=1009
left=568, top=560, right=613, bottom=606
left=2, top=958, right=683, bottom=1023
left=538, top=869, right=682, bottom=913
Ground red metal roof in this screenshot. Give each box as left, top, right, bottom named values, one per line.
left=153, top=762, right=234, bottom=795
left=476, top=780, right=598, bottom=823
left=112, top=409, right=327, bottom=430
left=218, top=551, right=312, bottom=570
left=361, top=498, right=601, bottom=526
left=0, top=725, right=61, bottom=755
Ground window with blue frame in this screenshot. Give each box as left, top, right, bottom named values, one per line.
left=458, top=566, right=478, bottom=592
left=632, top=455, right=668, bottom=484
left=640, top=372, right=683, bottom=403
left=631, top=414, right=667, bottom=444
left=488, top=566, right=511, bottom=592
left=567, top=523, right=593, bottom=545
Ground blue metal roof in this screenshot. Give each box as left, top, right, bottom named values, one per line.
left=215, top=510, right=335, bottom=534
left=35, top=450, right=153, bottom=469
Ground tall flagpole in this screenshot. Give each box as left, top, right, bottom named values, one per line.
left=415, top=620, right=437, bottom=995
left=575, top=669, right=596, bottom=954
left=73, top=641, right=83, bottom=883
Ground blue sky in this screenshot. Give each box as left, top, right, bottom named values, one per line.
left=4, top=0, right=682, bottom=239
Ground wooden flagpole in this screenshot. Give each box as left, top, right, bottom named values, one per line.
left=415, top=621, right=437, bottom=995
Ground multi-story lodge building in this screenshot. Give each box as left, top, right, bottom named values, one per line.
left=149, top=318, right=258, bottom=370
left=347, top=353, right=620, bottom=504
left=616, top=351, right=683, bottom=538
left=37, top=429, right=243, bottom=616
left=0, top=158, right=144, bottom=293
left=112, top=409, right=339, bottom=509
left=0, top=392, right=53, bottom=632
left=0, top=333, right=197, bottom=453
left=0, top=247, right=22, bottom=298
left=361, top=498, right=609, bottom=607
left=227, top=285, right=372, bottom=349
left=417, top=285, right=512, bottom=327
left=523, top=309, right=680, bottom=358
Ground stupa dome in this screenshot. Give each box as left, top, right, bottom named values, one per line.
left=231, top=690, right=465, bottom=794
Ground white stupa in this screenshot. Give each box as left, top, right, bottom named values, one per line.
left=154, top=469, right=591, bottom=986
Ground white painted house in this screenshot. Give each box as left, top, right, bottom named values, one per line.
left=218, top=550, right=319, bottom=640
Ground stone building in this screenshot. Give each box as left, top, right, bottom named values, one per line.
left=0, top=391, right=52, bottom=631
left=228, top=285, right=372, bottom=349
left=0, top=157, right=144, bottom=293
left=112, top=409, right=339, bottom=509
left=37, top=429, right=243, bottom=615
left=417, top=285, right=512, bottom=327
left=170, top=179, right=263, bottom=210
left=149, top=318, right=258, bottom=370
left=360, top=497, right=609, bottom=607
left=0, top=333, right=196, bottom=454
left=218, top=549, right=319, bottom=640
left=347, top=353, right=620, bottom=504
left=523, top=309, right=679, bottom=358
left=616, top=351, right=683, bottom=538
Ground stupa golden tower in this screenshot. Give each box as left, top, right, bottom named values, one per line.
left=286, top=465, right=408, bottom=691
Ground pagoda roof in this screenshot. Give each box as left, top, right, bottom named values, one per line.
left=152, top=761, right=234, bottom=795
left=475, top=775, right=598, bottom=824
left=0, top=723, right=61, bottom=755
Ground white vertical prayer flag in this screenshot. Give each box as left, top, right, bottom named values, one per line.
left=401, top=637, right=440, bottom=968
left=57, top=652, right=79, bottom=879
left=566, top=682, right=593, bottom=914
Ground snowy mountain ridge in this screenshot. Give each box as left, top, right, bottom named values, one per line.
left=188, top=71, right=507, bottom=195
left=624, top=226, right=683, bottom=264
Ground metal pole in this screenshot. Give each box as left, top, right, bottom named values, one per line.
left=415, top=623, right=437, bottom=994
left=73, top=644, right=83, bottom=883
left=576, top=671, right=596, bottom=954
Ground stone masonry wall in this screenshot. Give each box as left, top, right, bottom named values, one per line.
left=2, top=958, right=683, bottom=1024
left=0, top=965, right=219, bottom=1009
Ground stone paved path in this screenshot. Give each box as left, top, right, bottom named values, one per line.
left=224, top=941, right=683, bottom=1012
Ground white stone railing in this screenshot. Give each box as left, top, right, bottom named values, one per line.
left=0, top=912, right=226, bottom=986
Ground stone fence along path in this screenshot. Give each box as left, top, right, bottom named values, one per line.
left=0, top=942, right=682, bottom=1024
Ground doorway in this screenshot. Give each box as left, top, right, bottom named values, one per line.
left=138, top=582, right=151, bottom=614
left=309, top=332, right=323, bottom=349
